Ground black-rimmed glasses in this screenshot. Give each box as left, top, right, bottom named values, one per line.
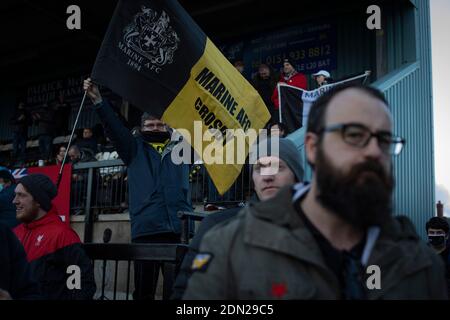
left=320, top=123, right=406, bottom=156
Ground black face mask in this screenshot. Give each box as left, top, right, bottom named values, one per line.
left=141, top=131, right=170, bottom=143
left=428, top=235, right=446, bottom=247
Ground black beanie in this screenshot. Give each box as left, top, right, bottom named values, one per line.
left=19, top=174, right=57, bottom=212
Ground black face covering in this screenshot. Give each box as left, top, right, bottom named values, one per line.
left=428, top=235, right=446, bottom=248
left=141, top=131, right=170, bottom=143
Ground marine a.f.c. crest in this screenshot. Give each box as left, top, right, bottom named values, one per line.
left=123, top=5, right=180, bottom=68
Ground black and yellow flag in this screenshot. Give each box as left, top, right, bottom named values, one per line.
left=92, top=0, right=270, bottom=194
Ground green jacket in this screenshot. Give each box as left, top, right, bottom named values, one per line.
left=184, top=185, right=448, bottom=300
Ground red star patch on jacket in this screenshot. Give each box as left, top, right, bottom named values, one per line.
left=271, top=283, right=287, bottom=298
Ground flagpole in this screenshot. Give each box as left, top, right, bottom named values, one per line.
left=56, top=90, right=88, bottom=189
left=362, top=70, right=371, bottom=84
left=277, top=83, right=282, bottom=123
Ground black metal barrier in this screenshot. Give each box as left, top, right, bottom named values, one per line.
left=72, top=159, right=127, bottom=242
left=178, top=211, right=207, bottom=244
left=71, top=159, right=252, bottom=242
left=82, top=243, right=188, bottom=300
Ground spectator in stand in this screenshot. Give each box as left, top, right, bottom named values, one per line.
left=10, top=102, right=30, bottom=165
left=312, top=70, right=333, bottom=88
left=13, top=174, right=96, bottom=299
left=174, top=137, right=303, bottom=300
left=68, top=145, right=96, bottom=165
left=252, top=64, right=278, bottom=121
left=185, top=84, right=447, bottom=300
left=32, top=103, right=56, bottom=163
left=233, top=60, right=245, bottom=74
left=55, top=145, right=67, bottom=165
left=0, top=169, right=19, bottom=229
left=271, top=58, right=307, bottom=110
left=100, top=136, right=116, bottom=153
left=426, top=217, right=450, bottom=295
left=0, top=223, right=41, bottom=300
left=83, top=78, right=192, bottom=300
left=268, top=121, right=287, bottom=138
left=76, top=127, right=98, bottom=155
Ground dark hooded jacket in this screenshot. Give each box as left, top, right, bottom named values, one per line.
left=0, top=223, right=41, bottom=299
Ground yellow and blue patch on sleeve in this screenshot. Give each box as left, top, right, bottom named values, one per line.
left=191, top=252, right=214, bottom=272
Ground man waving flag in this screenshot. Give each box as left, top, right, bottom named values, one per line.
left=91, top=0, right=270, bottom=194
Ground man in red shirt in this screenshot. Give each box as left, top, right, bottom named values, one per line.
left=13, top=174, right=96, bottom=300
left=271, top=58, right=308, bottom=111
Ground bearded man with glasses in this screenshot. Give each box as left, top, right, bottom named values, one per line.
left=184, top=84, right=447, bottom=300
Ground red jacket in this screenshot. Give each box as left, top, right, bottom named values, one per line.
left=271, top=72, right=308, bottom=109
left=14, top=212, right=80, bottom=262
left=14, top=212, right=96, bottom=299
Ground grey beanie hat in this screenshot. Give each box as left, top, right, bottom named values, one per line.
left=19, top=174, right=57, bottom=212
left=253, top=137, right=304, bottom=182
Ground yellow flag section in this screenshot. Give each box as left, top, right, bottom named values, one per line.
left=163, top=38, right=270, bottom=195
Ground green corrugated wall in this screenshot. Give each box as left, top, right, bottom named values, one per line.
left=289, top=0, right=434, bottom=238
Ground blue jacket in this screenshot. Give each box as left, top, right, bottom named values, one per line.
left=0, top=184, right=19, bottom=229
left=93, top=100, right=192, bottom=239
left=0, top=223, right=41, bottom=299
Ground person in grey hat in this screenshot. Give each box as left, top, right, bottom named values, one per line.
left=172, top=137, right=303, bottom=299
left=251, top=137, right=303, bottom=200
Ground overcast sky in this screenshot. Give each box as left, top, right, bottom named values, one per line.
left=430, top=0, right=450, bottom=216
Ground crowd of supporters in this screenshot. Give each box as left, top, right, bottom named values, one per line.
left=0, top=65, right=448, bottom=301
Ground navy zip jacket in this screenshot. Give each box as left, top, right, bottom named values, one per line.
left=92, top=100, right=192, bottom=240
left=0, top=184, right=20, bottom=229
left=0, top=223, right=41, bottom=299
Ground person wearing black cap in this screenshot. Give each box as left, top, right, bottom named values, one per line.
left=252, top=63, right=278, bottom=121
left=0, top=169, right=19, bottom=228
left=13, top=174, right=96, bottom=300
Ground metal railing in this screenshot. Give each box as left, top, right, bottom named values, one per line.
left=178, top=211, right=208, bottom=244
left=71, top=159, right=128, bottom=214
left=189, top=163, right=253, bottom=207
left=82, top=243, right=188, bottom=300
left=71, top=159, right=127, bottom=242
left=71, top=159, right=252, bottom=242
